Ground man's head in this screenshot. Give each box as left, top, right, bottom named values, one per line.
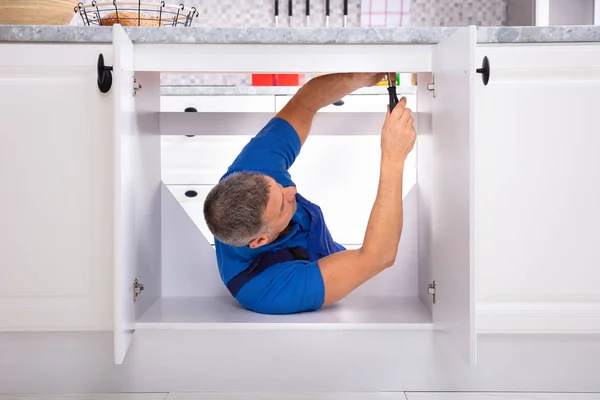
left=203, top=172, right=297, bottom=248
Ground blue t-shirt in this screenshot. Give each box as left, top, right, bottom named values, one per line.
left=214, top=117, right=326, bottom=315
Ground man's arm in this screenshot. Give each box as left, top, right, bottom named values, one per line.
left=317, top=97, right=416, bottom=306
left=275, top=73, right=385, bottom=145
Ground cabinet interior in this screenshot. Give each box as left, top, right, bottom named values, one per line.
left=131, top=71, right=434, bottom=330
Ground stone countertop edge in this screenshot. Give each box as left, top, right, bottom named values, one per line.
left=1, top=25, right=600, bottom=44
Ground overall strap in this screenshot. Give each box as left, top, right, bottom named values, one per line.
left=226, top=246, right=309, bottom=297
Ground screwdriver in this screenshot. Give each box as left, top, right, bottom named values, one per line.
left=387, top=72, right=399, bottom=112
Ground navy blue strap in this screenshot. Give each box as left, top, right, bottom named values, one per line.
left=226, top=246, right=309, bottom=297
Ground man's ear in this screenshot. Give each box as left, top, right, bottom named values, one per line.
left=248, top=234, right=270, bottom=249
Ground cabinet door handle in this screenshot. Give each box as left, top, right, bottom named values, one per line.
left=184, top=107, right=197, bottom=137
left=97, top=53, right=113, bottom=93
left=476, top=56, right=491, bottom=86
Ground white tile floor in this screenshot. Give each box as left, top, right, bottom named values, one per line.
left=1, top=394, right=599, bottom=400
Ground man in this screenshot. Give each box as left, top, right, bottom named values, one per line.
left=203, top=72, right=416, bottom=315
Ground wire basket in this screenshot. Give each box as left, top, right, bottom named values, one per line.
left=75, top=1, right=198, bottom=27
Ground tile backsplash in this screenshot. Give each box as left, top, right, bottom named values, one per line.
left=69, top=0, right=507, bottom=85
left=411, top=0, right=507, bottom=27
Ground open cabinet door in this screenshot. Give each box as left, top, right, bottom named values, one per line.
left=430, top=26, right=477, bottom=364
left=113, top=24, right=136, bottom=365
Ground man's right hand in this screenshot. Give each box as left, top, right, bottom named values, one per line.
left=380, top=96, right=416, bottom=164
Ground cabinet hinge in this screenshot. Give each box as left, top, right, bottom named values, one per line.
left=428, top=281, right=436, bottom=304
left=133, top=76, right=142, bottom=97
left=426, top=74, right=436, bottom=98
left=133, top=278, right=144, bottom=302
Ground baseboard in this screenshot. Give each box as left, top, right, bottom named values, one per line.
left=477, top=302, right=600, bottom=334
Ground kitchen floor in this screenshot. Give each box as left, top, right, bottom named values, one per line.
left=1, top=394, right=599, bottom=400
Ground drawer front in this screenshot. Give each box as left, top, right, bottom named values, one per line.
left=162, top=136, right=252, bottom=184
left=161, top=95, right=275, bottom=112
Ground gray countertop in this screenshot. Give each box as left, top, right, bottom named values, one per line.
left=1, top=25, right=600, bottom=44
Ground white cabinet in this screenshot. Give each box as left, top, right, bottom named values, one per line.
left=1, top=25, right=599, bottom=372
left=0, top=44, right=114, bottom=331
left=418, top=26, right=477, bottom=362
left=473, top=42, right=600, bottom=333
left=117, top=25, right=478, bottom=365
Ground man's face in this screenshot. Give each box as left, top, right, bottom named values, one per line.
left=263, top=176, right=297, bottom=237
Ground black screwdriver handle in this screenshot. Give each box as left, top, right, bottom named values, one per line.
left=388, top=86, right=399, bottom=113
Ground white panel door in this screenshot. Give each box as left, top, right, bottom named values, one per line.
left=474, top=43, right=600, bottom=327
left=0, top=44, right=113, bottom=331
left=430, top=26, right=477, bottom=364
left=113, top=24, right=136, bottom=365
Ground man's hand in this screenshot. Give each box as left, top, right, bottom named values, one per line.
left=381, top=96, right=416, bottom=164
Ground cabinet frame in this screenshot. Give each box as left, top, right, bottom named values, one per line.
left=109, top=24, right=479, bottom=365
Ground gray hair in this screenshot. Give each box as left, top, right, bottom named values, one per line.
left=203, top=172, right=271, bottom=247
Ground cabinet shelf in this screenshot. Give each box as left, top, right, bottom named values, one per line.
left=136, top=296, right=433, bottom=331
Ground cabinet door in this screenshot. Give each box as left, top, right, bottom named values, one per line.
left=112, top=25, right=162, bottom=365
left=0, top=44, right=113, bottom=331
left=428, top=26, right=477, bottom=364
left=474, top=43, right=600, bottom=329
left=112, top=24, right=163, bottom=364
left=113, top=23, right=137, bottom=365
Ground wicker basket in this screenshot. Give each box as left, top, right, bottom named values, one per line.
left=0, top=0, right=80, bottom=25
left=75, top=1, right=198, bottom=27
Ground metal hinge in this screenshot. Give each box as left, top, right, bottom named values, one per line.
left=428, top=281, right=436, bottom=304
left=133, top=278, right=144, bottom=302
left=427, top=74, right=436, bottom=98
left=133, top=76, right=142, bottom=97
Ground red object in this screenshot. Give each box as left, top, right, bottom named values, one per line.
left=252, top=74, right=276, bottom=86
left=276, top=74, right=300, bottom=86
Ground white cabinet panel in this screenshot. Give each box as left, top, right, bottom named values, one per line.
left=275, top=93, right=416, bottom=113
left=0, top=46, right=113, bottom=331
left=474, top=43, right=600, bottom=307
left=425, top=26, right=477, bottom=364
left=161, top=184, right=225, bottom=298
left=167, top=185, right=216, bottom=245
left=112, top=26, right=163, bottom=365
left=161, top=95, right=275, bottom=112
left=113, top=24, right=137, bottom=365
